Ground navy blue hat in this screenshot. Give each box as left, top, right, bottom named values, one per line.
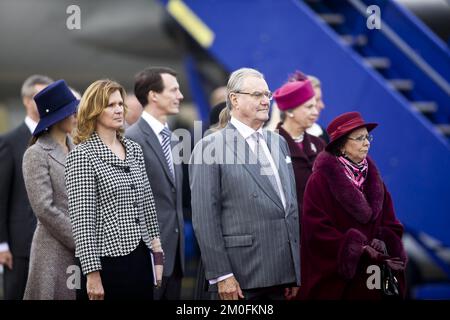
left=33, top=80, right=79, bottom=136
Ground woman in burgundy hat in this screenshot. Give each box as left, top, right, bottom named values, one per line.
left=273, top=79, right=325, bottom=219
left=297, top=111, right=407, bottom=300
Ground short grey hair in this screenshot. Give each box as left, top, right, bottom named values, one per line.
left=21, top=74, right=53, bottom=98
left=226, top=68, right=264, bottom=110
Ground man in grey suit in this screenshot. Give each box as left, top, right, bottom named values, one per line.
left=126, top=67, right=185, bottom=300
left=0, top=75, right=53, bottom=300
left=189, top=68, right=300, bottom=300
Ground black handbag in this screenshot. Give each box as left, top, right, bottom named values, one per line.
left=379, top=244, right=401, bottom=298
left=381, top=262, right=400, bottom=297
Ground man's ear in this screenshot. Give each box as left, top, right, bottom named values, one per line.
left=22, top=96, right=32, bottom=109
left=148, top=90, right=158, bottom=103
left=229, top=92, right=238, bottom=110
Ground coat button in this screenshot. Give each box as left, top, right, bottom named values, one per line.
left=124, top=166, right=130, bottom=173
left=130, top=184, right=136, bottom=190
left=133, top=201, right=139, bottom=208
left=252, top=192, right=258, bottom=198
left=135, top=217, right=140, bottom=224
left=175, top=228, right=179, bottom=233
left=171, top=188, right=176, bottom=193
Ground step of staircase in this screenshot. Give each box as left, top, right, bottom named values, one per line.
left=319, top=13, right=345, bottom=25
left=412, top=101, right=438, bottom=114
left=340, top=34, right=368, bottom=47
left=436, top=124, right=450, bottom=136
left=388, top=79, right=414, bottom=92
left=364, top=57, right=391, bottom=69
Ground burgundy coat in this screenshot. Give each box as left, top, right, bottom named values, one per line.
left=276, top=123, right=325, bottom=213
left=297, top=151, right=407, bottom=300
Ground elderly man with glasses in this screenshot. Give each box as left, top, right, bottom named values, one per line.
left=189, top=67, right=300, bottom=300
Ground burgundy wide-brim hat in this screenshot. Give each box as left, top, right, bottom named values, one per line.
left=273, top=79, right=315, bottom=111
left=325, top=111, right=378, bottom=151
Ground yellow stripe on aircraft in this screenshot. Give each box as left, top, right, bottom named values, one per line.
left=167, top=0, right=215, bottom=48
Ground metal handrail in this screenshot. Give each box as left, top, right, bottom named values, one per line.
left=347, top=0, right=450, bottom=96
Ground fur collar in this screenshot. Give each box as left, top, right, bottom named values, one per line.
left=313, top=151, right=385, bottom=224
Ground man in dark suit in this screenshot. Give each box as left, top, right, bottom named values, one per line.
left=126, top=67, right=185, bottom=300
left=0, top=75, right=53, bottom=300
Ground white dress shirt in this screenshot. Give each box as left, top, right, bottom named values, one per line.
left=25, top=116, right=38, bottom=134
left=230, top=117, right=286, bottom=209
left=141, top=111, right=174, bottom=170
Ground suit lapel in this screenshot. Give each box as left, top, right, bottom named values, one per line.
left=224, top=124, right=284, bottom=211
left=37, top=134, right=66, bottom=167
left=138, top=118, right=175, bottom=186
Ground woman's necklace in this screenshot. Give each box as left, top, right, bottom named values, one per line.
left=292, top=132, right=304, bottom=143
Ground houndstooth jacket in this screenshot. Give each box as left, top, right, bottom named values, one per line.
left=65, top=132, right=160, bottom=275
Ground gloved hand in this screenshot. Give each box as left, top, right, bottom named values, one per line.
left=363, top=245, right=389, bottom=262
left=151, top=238, right=164, bottom=288
left=385, top=257, right=406, bottom=271
left=370, top=238, right=387, bottom=254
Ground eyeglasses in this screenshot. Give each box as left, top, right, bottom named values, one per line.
left=234, top=90, right=273, bottom=101
left=347, top=134, right=373, bottom=142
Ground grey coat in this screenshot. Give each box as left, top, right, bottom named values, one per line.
left=189, top=123, right=301, bottom=290
left=22, top=133, right=75, bottom=300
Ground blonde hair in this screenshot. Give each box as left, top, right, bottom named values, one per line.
left=74, top=79, right=127, bottom=145
left=215, top=107, right=231, bottom=130
left=307, top=75, right=321, bottom=88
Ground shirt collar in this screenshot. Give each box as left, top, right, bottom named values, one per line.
left=24, top=116, right=38, bottom=134
left=141, top=111, right=169, bottom=136
left=230, top=117, right=263, bottom=140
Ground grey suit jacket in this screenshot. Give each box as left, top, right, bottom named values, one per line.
left=126, top=118, right=185, bottom=276
left=189, top=123, right=300, bottom=290
left=22, top=133, right=75, bottom=299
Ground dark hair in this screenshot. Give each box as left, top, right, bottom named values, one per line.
left=212, top=107, right=231, bottom=131
left=28, top=130, right=47, bottom=147
left=134, top=67, right=177, bottom=107
left=209, top=102, right=227, bottom=127
left=328, top=135, right=348, bottom=156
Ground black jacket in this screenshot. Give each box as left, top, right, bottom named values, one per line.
left=0, top=122, right=37, bottom=257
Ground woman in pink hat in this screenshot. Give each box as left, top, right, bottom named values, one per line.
left=273, top=79, right=325, bottom=219
left=287, top=71, right=329, bottom=143
left=298, top=111, right=407, bottom=300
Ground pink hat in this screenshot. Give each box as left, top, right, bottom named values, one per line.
left=273, top=80, right=315, bottom=111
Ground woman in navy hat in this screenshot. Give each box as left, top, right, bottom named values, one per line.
left=273, top=78, right=325, bottom=223
left=298, top=111, right=407, bottom=300
left=65, top=79, right=163, bottom=300
left=22, top=79, right=78, bottom=299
